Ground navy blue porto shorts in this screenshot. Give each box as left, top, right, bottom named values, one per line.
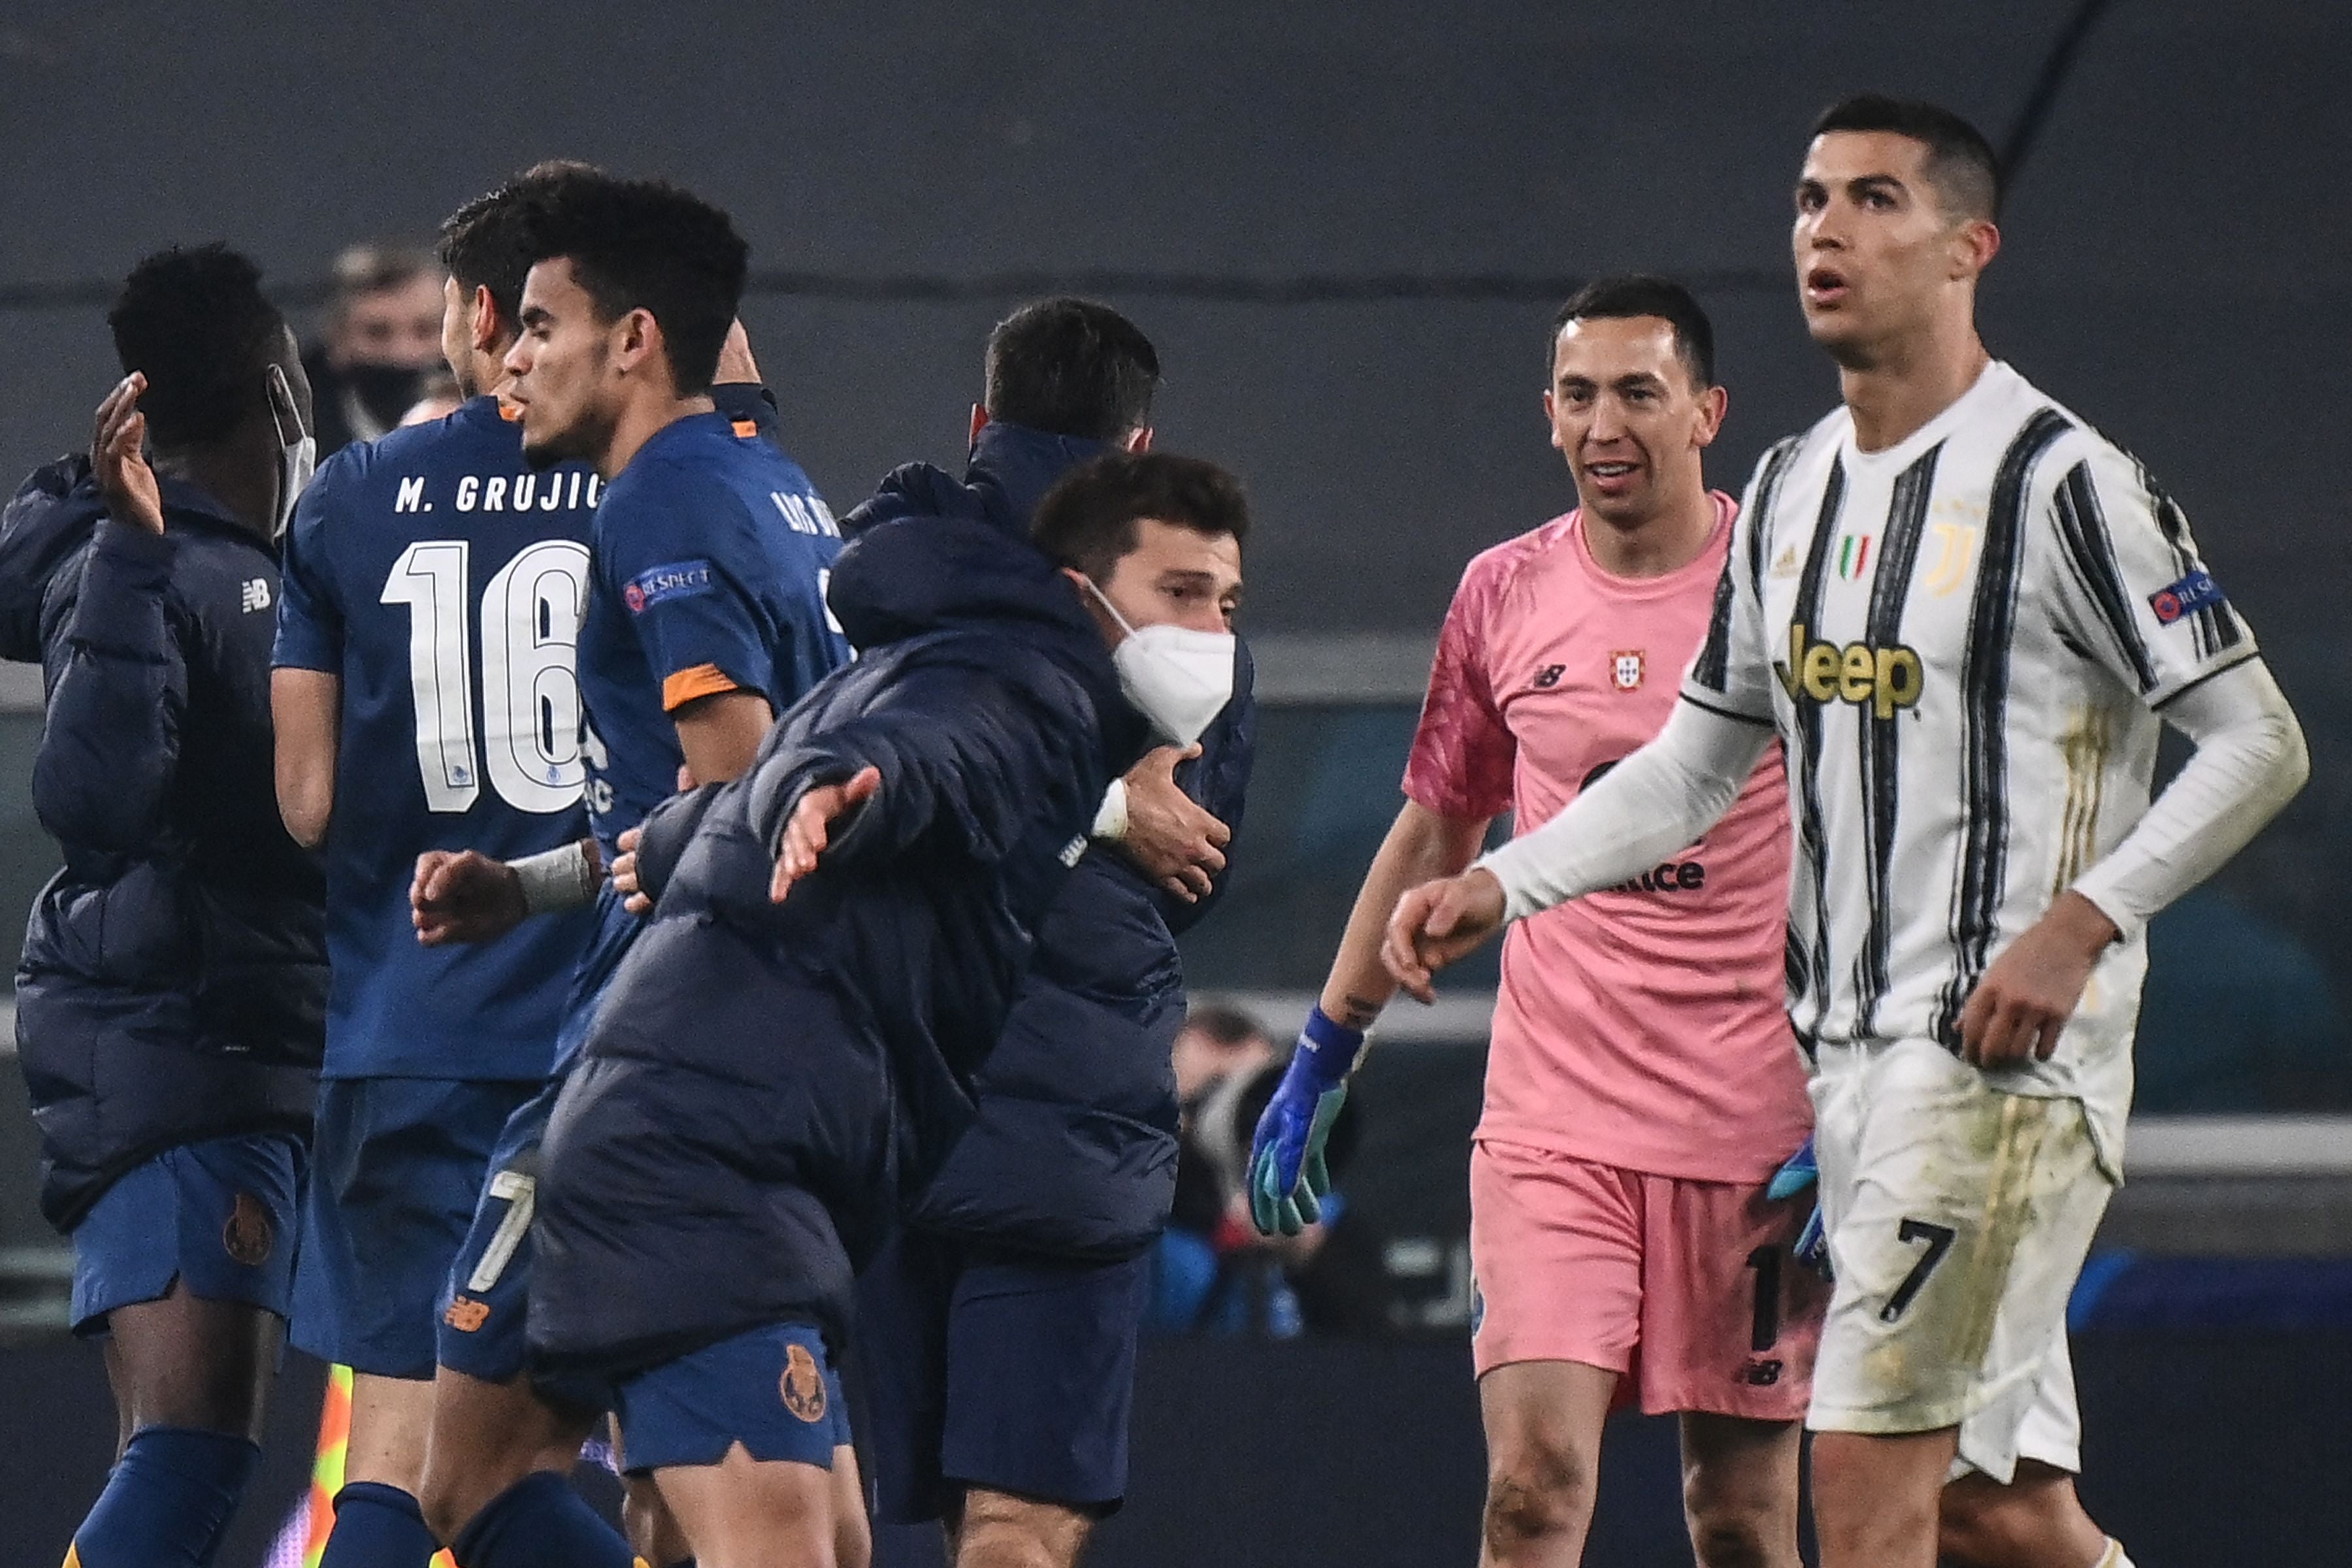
left=436, top=1075, right=561, bottom=1384
left=293, top=1076, right=538, bottom=1378
left=71, top=1131, right=305, bottom=1335
left=613, top=1320, right=853, bottom=1474
left=856, top=1229, right=1153, bottom=1521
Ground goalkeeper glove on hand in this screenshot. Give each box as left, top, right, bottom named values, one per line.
left=1248, top=1006, right=1364, bottom=1237
left=1769, top=1135, right=1831, bottom=1279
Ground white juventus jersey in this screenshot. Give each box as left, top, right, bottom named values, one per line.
left=1684, top=361, right=2258, bottom=1158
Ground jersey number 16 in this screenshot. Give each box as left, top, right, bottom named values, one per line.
left=382, top=538, right=591, bottom=815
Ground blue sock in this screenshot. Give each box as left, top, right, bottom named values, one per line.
left=319, top=1482, right=440, bottom=1568
left=450, top=1471, right=633, bottom=1568
left=69, top=1425, right=259, bottom=1568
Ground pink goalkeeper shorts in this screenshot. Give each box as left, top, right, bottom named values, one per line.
left=1467, top=1138, right=1826, bottom=1420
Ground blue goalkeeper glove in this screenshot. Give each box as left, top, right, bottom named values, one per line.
left=1248, top=1007, right=1365, bottom=1237
left=1769, top=1135, right=1831, bottom=1279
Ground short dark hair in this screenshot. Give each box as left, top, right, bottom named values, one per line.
left=439, top=161, right=600, bottom=342
left=985, top=297, right=1160, bottom=442
left=1031, top=451, right=1249, bottom=583
left=1812, top=94, right=2002, bottom=222
left=108, top=244, right=289, bottom=447
left=515, top=172, right=748, bottom=394
left=1550, top=274, right=1717, bottom=389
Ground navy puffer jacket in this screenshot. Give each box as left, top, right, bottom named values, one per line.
left=840, top=423, right=1256, bottom=1260
left=0, top=459, right=325, bottom=1229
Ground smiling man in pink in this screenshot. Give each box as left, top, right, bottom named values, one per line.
left=1250, top=276, right=1821, bottom=1566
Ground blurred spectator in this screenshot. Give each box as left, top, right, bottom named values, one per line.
left=1150, top=1000, right=1369, bottom=1335
left=398, top=371, right=465, bottom=428
left=303, top=243, right=445, bottom=453
left=1171, top=1000, right=1278, bottom=1103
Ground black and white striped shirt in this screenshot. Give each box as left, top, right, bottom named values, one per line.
left=1684, top=361, right=2257, bottom=1148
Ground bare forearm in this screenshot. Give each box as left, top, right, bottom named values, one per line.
left=1319, top=800, right=1491, bottom=1028
left=271, top=668, right=340, bottom=849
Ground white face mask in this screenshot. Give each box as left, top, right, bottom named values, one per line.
left=267, top=363, right=316, bottom=542
left=1085, top=578, right=1236, bottom=747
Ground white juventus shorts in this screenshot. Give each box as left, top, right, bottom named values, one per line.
left=1806, top=1038, right=2114, bottom=1482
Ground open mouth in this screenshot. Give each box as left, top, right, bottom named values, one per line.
left=1804, top=265, right=1850, bottom=305
left=1584, top=460, right=1641, bottom=491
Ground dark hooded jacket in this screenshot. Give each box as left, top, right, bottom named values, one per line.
left=838, top=422, right=1256, bottom=1260
left=0, top=457, right=326, bottom=1229
left=552, top=512, right=1153, bottom=1363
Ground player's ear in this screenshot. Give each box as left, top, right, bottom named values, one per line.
left=1124, top=426, right=1153, bottom=454
left=613, top=307, right=658, bottom=378
left=469, top=285, right=502, bottom=355
left=968, top=403, right=988, bottom=449
left=1544, top=389, right=1563, bottom=451
left=1952, top=216, right=2001, bottom=281
left=1692, top=383, right=1728, bottom=449
left=1061, top=566, right=1126, bottom=645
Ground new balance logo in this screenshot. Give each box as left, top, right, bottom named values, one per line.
left=239, top=578, right=272, bottom=613
left=1531, top=664, right=1565, bottom=689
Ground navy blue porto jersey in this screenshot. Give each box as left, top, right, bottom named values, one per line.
left=578, top=410, right=850, bottom=865
left=276, top=394, right=602, bottom=1081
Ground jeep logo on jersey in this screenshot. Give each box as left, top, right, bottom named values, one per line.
left=1776, top=625, right=1924, bottom=720
left=1610, top=650, right=1644, bottom=691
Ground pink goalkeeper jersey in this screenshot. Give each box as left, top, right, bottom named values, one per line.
left=1403, top=495, right=1809, bottom=1182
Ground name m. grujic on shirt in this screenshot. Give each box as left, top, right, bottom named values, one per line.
left=389, top=470, right=606, bottom=514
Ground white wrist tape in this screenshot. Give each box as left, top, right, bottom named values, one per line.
left=511, top=840, right=597, bottom=916
left=1092, top=777, right=1130, bottom=841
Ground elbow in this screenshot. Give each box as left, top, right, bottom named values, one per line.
left=275, top=757, right=334, bottom=851
left=278, top=789, right=331, bottom=851
left=2274, top=710, right=2312, bottom=804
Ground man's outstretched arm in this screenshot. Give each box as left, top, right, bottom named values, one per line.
left=1383, top=698, right=1773, bottom=998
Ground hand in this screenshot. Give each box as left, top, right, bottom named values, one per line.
left=613, top=827, right=650, bottom=915
left=91, top=374, right=165, bottom=536
left=1956, top=891, right=2119, bottom=1068
left=615, top=764, right=694, bottom=916
left=1247, top=1007, right=1364, bottom=1237
left=412, top=849, right=527, bottom=945
left=1115, top=744, right=1230, bottom=902
left=1379, top=869, right=1507, bottom=1002
left=770, top=766, right=880, bottom=903
left=1768, top=1136, right=1831, bottom=1279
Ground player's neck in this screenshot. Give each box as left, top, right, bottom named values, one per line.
left=1838, top=328, right=1991, bottom=453
left=600, top=390, right=718, bottom=479
left=150, top=447, right=273, bottom=543
left=1582, top=482, right=1716, bottom=580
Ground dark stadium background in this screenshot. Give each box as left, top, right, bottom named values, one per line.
left=0, top=4, right=2345, bottom=1563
